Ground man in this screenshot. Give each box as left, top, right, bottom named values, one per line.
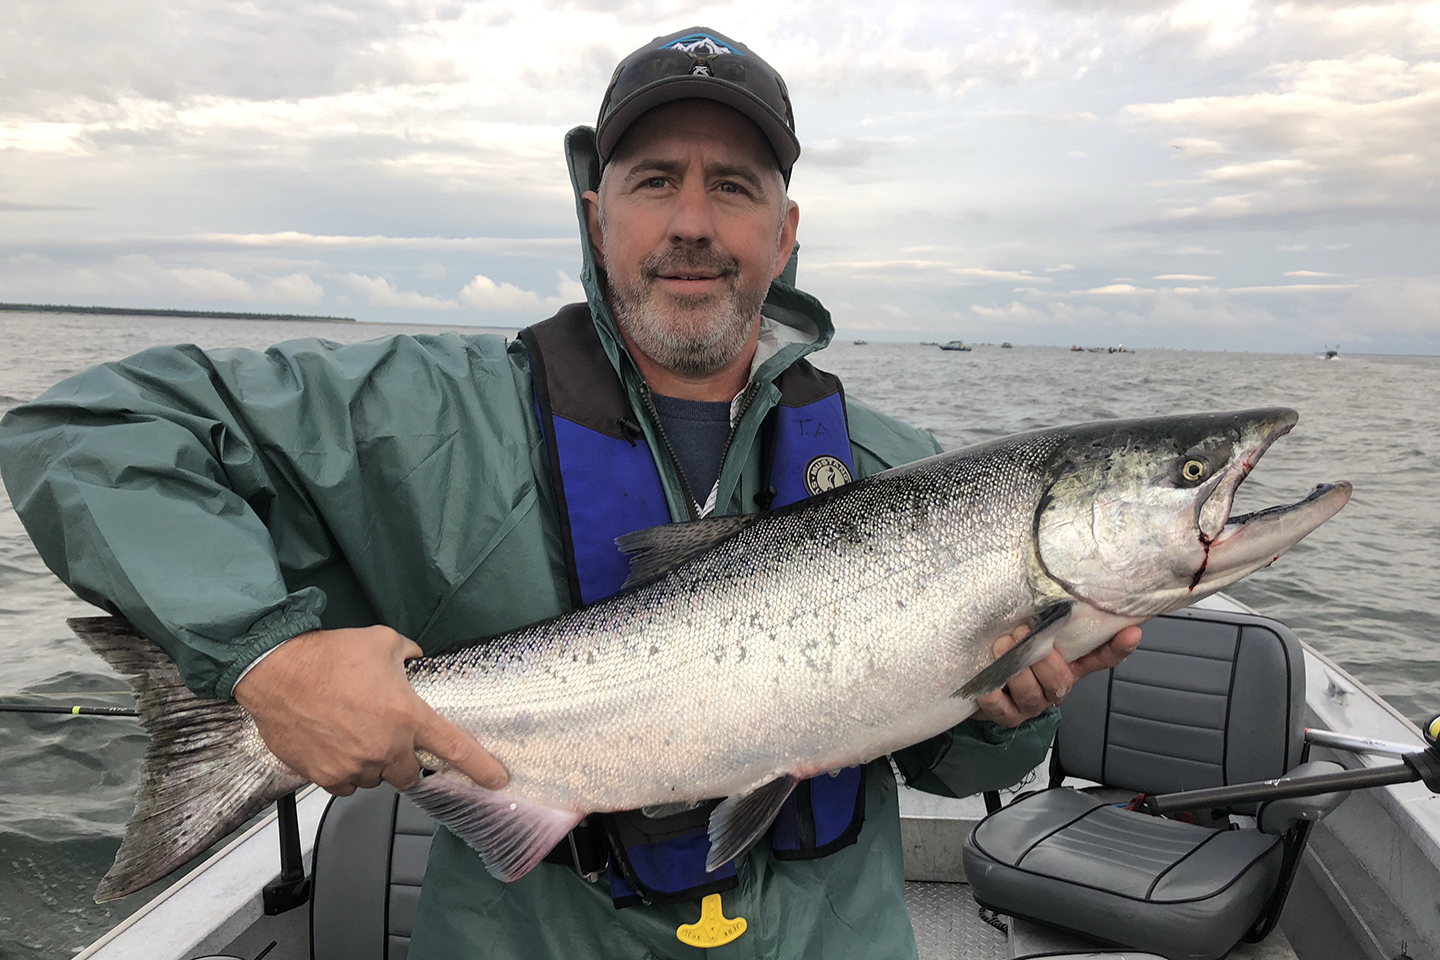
left=0, top=28, right=1138, bottom=959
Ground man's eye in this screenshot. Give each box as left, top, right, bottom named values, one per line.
left=645, top=177, right=668, bottom=189
left=718, top=182, right=742, bottom=194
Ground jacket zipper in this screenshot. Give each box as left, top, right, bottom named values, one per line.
left=638, top=382, right=702, bottom=521
left=637, top=380, right=762, bottom=521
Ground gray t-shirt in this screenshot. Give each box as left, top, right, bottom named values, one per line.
left=649, top=392, right=732, bottom=502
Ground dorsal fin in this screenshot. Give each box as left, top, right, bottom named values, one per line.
left=616, top=515, right=761, bottom=591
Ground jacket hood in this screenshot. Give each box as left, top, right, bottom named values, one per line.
left=563, top=125, right=835, bottom=389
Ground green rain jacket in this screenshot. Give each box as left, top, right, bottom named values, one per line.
left=0, top=127, right=1057, bottom=960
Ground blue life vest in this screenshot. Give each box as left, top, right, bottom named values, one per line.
left=519, top=305, right=867, bottom=907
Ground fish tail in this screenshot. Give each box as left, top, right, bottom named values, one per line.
left=70, top=617, right=306, bottom=903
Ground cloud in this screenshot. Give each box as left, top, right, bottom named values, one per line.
left=345, top=274, right=457, bottom=309
left=1071, top=283, right=1154, bottom=295
left=1154, top=274, right=1216, bottom=280
left=806, top=260, right=1043, bottom=284
left=1126, top=55, right=1440, bottom=227
left=0, top=199, right=89, bottom=212
left=1283, top=270, right=1339, bottom=277
left=969, top=301, right=1038, bottom=321
left=0, top=253, right=337, bottom=305
left=804, top=138, right=898, bottom=168
left=261, top=273, right=325, bottom=304
left=460, top=270, right=584, bottom=312
left=1228, top=282, right=1360, bottom=293
left=190, top=232, right=575, bottom=255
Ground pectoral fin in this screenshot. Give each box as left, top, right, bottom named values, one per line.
left=955, top=601, right=1074, bottom=700
left=704, top=774, right=799, bottom=872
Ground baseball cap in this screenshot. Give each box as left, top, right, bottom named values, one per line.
left=596, top=28, right=800, bottom=179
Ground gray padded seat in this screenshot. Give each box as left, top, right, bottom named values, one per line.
left=963, top=609, right=1325, bottom=960
left=966, top=790, right=1282, bottom=960
left=311, top=783, right=436, bottom=960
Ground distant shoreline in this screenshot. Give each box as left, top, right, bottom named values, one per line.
left=0, top=302, right=356, bottom=323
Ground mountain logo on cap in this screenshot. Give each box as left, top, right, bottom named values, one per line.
left=661, top=34, right=741, bottom=57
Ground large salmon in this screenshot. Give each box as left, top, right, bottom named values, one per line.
left=78, top=407, right=1350, bottom=901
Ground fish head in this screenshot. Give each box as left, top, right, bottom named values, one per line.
left=1034, top=407, right=1351, bottom=618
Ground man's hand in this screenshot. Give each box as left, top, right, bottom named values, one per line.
left=973, top=625, right=1143, bottom=728
left=233, top=626, right=508, bottom=796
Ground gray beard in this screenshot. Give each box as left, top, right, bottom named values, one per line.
left=607, top=246, right=767, bottom=379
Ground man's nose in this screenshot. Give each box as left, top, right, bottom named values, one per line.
left=666, top=176, right=716, bottom=244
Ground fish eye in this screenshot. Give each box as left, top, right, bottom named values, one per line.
left=1180, top=459, right=1207, bottom=483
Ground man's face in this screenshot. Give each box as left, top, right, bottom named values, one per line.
left=584, top=100, right=799, bottom=379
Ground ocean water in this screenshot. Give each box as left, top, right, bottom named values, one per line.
left=1, top=312, right=1436, bottom=956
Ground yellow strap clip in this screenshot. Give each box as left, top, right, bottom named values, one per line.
left=675, top=892, right=747, bottom=948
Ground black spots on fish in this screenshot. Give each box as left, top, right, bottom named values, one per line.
left=648, top=644, right=660, bottom=657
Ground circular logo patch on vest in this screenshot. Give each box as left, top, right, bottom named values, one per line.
left=804, top=455, right=853, bottom=496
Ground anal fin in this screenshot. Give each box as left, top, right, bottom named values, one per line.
left=705, top=774, right=798, bottom=872
left=406, top=772, right=582, bottom=882
left=955, top=601, right=1074, bottom=700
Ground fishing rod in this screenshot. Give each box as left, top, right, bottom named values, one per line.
left=0, top=702, right=139, bottom=717
left=0, top=688, right=137, bottom=717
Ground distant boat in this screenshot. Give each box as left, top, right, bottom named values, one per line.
left=939, top=340, right=972, bottom=351
left=1071, top=345, right=1083, bottom=352
left=853, top=340, right=868, bottom=345
left=1322, top=345, right=1340, bottom=359
left=1000, top=342, right=1013, bottom=349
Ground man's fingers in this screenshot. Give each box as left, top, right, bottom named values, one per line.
left=1004, top=667, right=1049, bottom=716
left=1070, top=626, right=1144, bottom=680
left=413, top=702, right=509, bottom=790
left=989, top=624, right=1031, bottom=659
left=383, top=752, right=424, bottom=792
left=1029, top=650, right=1072, bottom=704
left=973, top=689, right=1025, bottom=728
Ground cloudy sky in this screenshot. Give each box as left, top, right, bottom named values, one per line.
left=1, top=1, right=1436, bottom=353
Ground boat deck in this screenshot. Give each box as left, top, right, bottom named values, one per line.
left=907, top=882, right=1008, bottom=959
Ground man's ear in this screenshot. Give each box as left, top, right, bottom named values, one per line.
left=581, top=190, right=606, bottom=270
left=771, top=199, right=800, bottom=282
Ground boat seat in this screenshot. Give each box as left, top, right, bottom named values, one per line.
left=963, top=608, right=1346, bottom=960
left=310, top=782, right=435, bottom=960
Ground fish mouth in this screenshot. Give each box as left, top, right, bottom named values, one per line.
left=1194, top=481, right=1352, bottom=592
